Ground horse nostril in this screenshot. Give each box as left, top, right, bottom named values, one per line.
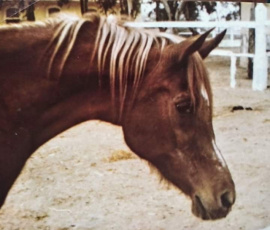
left=221, top=191, right=234, bottom=209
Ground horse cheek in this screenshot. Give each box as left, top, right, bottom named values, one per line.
left=123, top=97, right=176, bottom=160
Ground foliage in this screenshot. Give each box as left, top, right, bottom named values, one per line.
left=218, top=2, right=240, bottom=21
left=185, top=2, right=217, bottom=20
left=97, top=0, right=140, bottom=17
left=97, top=0, right=117, bottom=15
left=150, top=1, right=217, bottom=21
left=155, top=1, right=239, bottom=22
left=120, top=0, right=140, bottom=18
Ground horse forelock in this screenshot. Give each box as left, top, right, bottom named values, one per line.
left=187, top=53, right=212, bottom=113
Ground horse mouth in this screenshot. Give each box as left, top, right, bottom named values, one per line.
left=192, top=195, right=232, bottom=220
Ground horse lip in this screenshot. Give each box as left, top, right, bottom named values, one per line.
left=192, top=195, right=231, bottom=220
left=193, top=195, right=209, bottom=220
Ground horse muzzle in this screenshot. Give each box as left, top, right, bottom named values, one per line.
left=191, top=187, right=236, bottom=220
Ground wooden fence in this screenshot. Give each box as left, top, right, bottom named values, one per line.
left=125, top=3, right=269, bottom=91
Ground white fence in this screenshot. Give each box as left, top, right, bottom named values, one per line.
left=125, top=3, right=269, bottom=91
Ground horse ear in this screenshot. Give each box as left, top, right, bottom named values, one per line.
left=177, top=28, right=214, bottom=61
left=198, top=30, right=227, bottom=59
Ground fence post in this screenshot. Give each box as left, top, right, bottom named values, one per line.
left=253, top=4, right=268, bottom=91
left=230, top=55, right=237, bottom=88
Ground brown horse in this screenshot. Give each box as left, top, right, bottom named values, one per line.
left=0, top=13, right=235, bottom=220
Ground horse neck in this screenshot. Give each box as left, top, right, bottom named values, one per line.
left=0, top=23, right=59, bottom=124
left=0, top=17, right=99, bottom=78
left=0, top=24, right=55, bottom=75
left=0, top=19, right=109, bottom=129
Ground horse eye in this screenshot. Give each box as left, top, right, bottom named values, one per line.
left=175, top=103, right=192, bottom=114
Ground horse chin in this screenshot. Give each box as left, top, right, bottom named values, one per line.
left=191, top=196, right=231, bottom=220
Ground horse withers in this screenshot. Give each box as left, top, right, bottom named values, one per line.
left=0, top=13, right=235, bottom=220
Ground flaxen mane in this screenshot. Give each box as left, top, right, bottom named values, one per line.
left=91, top=14, right=185, bottom=119
left=3, top=13, right=211, bottom=119
left=42, top=13, right=187, bottom=120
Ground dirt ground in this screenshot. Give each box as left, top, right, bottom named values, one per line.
left=0, top=56, right=269, bottom=230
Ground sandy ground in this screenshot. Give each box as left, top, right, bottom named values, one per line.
left=0, top=56, right=270, bottom=230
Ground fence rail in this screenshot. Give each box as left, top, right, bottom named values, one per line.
left=125, top=21, right=259, bottom=29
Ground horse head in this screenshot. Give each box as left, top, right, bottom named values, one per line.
left=122, top=30, right=235, bottom=220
